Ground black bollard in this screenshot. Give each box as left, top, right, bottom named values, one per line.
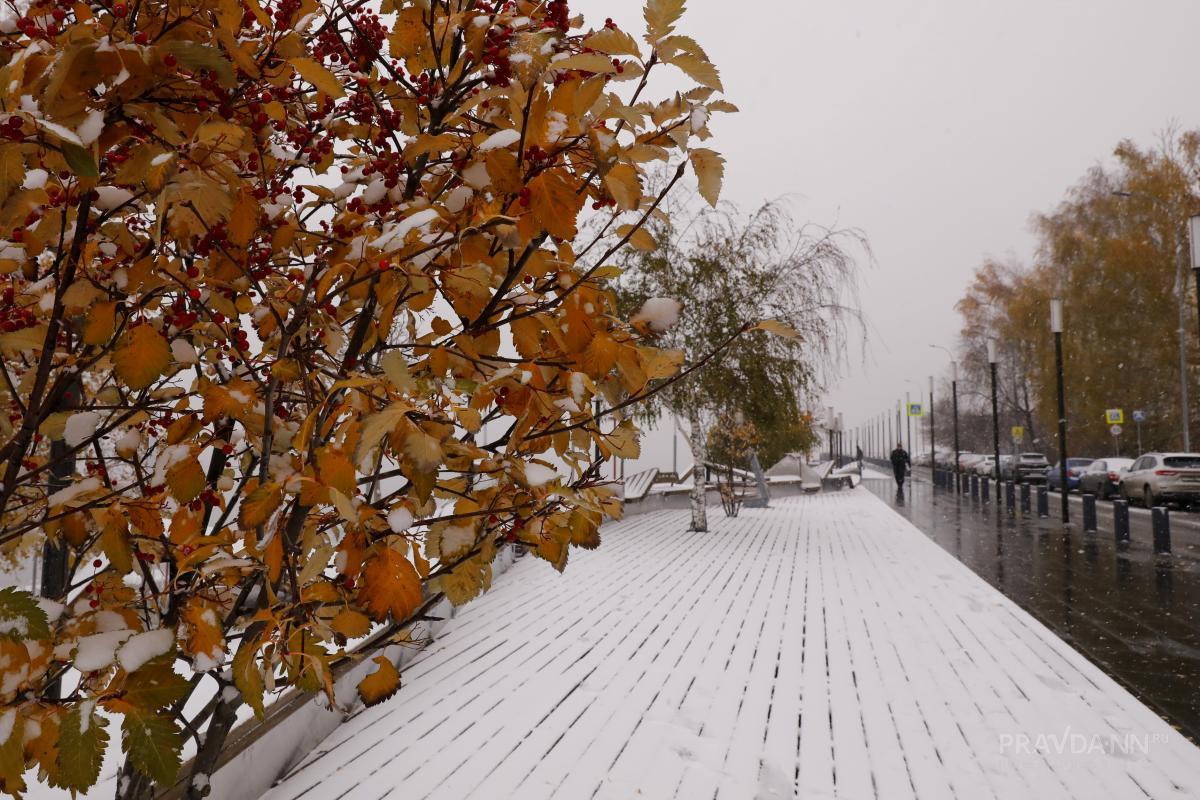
left=1005, top=481, right=1016, bottom=513
left=1113, top=499, right=1130, bottom=547
left=1152, top=507, right=1171, bottom=555
left=1037, top=486, right=1049, bottom=518
left=982, top=477, right=990, bottom=503
left=1020, top=483, right=1031, bottom=515
left=1082, top=494, right=1097, bottom=532
left=971, top=474, right=979, bottom=499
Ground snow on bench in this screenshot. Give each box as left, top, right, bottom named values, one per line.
left=622, top=468, right=659, bottom=502
left=262, top=490, right=1200, bottom=800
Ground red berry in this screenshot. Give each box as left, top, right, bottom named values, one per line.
left=93, top=559, right=102, bottom=568
left=113, top=3, right=127, bottom=17
left=163, top=53, right=178, bottom=67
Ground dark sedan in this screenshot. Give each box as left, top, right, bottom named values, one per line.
left=1045, top=458, right=1096, bottom=492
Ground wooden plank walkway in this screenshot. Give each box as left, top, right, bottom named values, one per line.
left=263, top=490, right=1200, bottom=800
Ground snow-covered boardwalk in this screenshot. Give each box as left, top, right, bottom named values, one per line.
left=264, top=490, right=1200, bottom=800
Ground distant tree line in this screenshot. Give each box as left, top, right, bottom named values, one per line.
left=943, top=129, right=1200, bottom=459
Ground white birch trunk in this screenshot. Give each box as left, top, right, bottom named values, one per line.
left=687, top=411, right=708, bottom=531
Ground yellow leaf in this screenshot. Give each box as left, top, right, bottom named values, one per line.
left=666, top=51, right=723, bottom=91
left=356, top=404, right=408, bottom=463
left=551, top=53, right=617, bottom=74
left=357, top=547, right=422, bottom=623
left=239, top=483, right=283, bottom=529
left=166, top=456, right=205, bottom=504
left=603, top=419, right=641, bottom=459
left=583, top=27, right=643, bottom=57
left=193, top=121, right=246, bottom=150
left=114, top=326, right=171, bottom=390
left=753, top=320, right=804, bottom=340
left=603, top=163, right=642, bottom=212
left=645, top=0, right=686, bottom=42
left=98, top=507, right=132, bottom=573
left=529, top=170, right=584, bottom=241
left=357, top=656, right=400, bottom=707
left=180, top=599, right=225, bottom=662
left=316, top=447, right=356, bottom=497
left=290, top=57, right=345, bottom=98
left=380, top=351, right=415, bottom=393
left=83, top=301, right=117, bottom=346
left=330, top=608, right=372, bottom=639
left=616, top=224, right=656, bottom=251
left=403, top=428, right=443, bottom=472
left=688, top=148, right=725, bottom=207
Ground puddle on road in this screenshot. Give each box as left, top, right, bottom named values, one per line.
left=866, top=478, right=1200, bottom=744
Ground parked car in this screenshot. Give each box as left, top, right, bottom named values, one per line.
left=1013, top=453, right=1050, bottom=483
left=958, top=452, right=982, bottom=471
left=1045, top=457, right=1095, bottom=492
left=1078, top=458, right=1134, bottom=499
left=998, top=455, right=1015, bottom=480
left=1119, top=453, right=1200, bottom=507
left=973, top=456, right=997, bottom=477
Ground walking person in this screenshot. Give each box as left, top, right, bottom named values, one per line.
left=890, top=441, right=911, bottom=489
left=856, top=445, right=864, bottom=476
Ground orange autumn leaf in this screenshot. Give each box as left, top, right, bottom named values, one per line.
left=113, top=325, right=171, bottom=390
left=357, top=547, right=422, bottom=623
left=356, top=655, right=400, bottom=707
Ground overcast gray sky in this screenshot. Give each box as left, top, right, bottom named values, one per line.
left=576, top=0, right=1200, bottom=471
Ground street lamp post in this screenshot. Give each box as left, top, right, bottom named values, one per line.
left=928, top=375, right=936, bottom=477
left=988, top=339, right=1002, bottom=484
left=951, top=362, right=961, bottom=492
left=905, top=391, right=912, bottom=454
left=1052, top=299, right=1070, bottom=523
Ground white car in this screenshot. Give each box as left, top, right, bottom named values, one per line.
left=1119, top=453, right=1200, bottom=507
left=973, top=456, right=997, bottom=477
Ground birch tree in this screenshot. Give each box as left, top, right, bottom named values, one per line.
left=617, top=200, right=862, bottom=531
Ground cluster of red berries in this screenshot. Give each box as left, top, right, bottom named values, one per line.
left=83, top=461, right=110, bottom=482
left=270, top=0, right=303, bottom=30
left=1, top=116, right=24, bottom=141
left=546, top=0, right=571, bottom=33
left=0, top=286, right=35, bottom=333
left=590, top=197, right=617, bottom=211
left=186, top=488, right=220, bottom=512
left=482, top=27, right=515, bottom=87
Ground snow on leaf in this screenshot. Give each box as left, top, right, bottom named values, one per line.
left=116, top=629, right=175, bottom=675
left=631, top=297, right=682, bottom=333
left=0, top=587, right=50, bottom=641
left=113, top=325, right=171, bottom=390
left=478, top=129, right=522, bottom=151
left=357, top=655, right=401, bottom=707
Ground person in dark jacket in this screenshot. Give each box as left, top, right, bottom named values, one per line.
left=890, top=442, right=911, bottom=488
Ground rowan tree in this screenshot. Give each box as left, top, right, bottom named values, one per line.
left=0, top=0, right=735, bottom=796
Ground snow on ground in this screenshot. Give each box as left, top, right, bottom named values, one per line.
left=262, top=490, right=1200, bottom=800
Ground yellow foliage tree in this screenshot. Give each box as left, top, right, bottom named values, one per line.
left=0, top=0, right=732, bottom=796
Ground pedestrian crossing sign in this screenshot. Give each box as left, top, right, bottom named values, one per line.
left=907, top=402, right=923, bottom=417
left=1105, top=408, right=1124, bottom=425
left=1011, top=426, right=1024, bottom=441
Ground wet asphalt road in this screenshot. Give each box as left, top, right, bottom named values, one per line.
left=865, top=476, right=1200, bottom=744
